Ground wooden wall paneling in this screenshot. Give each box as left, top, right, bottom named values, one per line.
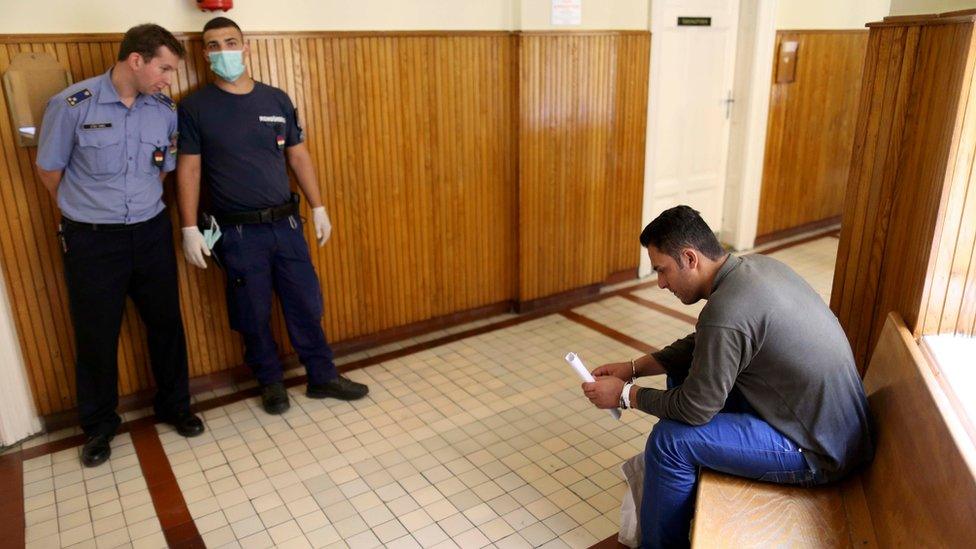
left=517, top=32, right=649, bottom=303
left=832, top=12, right=976, bottom=373
left=918, top=25, right=976, bottom=337
left=841, top=26, right=919, bottom=369
left=756, top=31, right=868, bottom=241
left=832, top=25, right=921, bottom=369
left=831, top=27, right=886, bottom=324
left=606, top=34, right=650, bottom=274
left=0, top=43, right=75, bottom=415
left=871, top=23, right=974, bottom=347
left=0, top=30, right=642, bottom=417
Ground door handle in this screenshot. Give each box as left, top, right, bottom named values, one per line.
left=724, top=90, right=735, bottom=119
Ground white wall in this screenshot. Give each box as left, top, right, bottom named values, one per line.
left=776, top=0, right=891, bottom=29
left=520, top=0, right=649, bottom=30
left=890, top=0, right=976, bottom=15
left=0, top=0, right=653, bottom=34
left=0, top=0, right=518, bottom=33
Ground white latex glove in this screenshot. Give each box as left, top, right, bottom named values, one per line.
left=181, top=226, right=210, bottom=269
left=312, top=206, right=332, bottom=247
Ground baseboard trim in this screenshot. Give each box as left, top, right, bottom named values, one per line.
left=754, top=216, right=842, bottom=246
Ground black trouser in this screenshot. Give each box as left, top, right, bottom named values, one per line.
left=62, top=211, right=190, bottom=437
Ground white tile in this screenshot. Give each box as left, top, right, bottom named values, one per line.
left=333, top=514, right=368, bottom=538
left=463, top=503, right=498, bottom=527
left=268, top=520, right=304, bottom=545
left=453, top=527, right=491, bottom=549
left=399, top=508, right=434, bottom=532
left=345, top=529, right=381, bottom=549
left=480, top=517, right=515, bottom=542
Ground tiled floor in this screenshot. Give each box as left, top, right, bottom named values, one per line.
left=22, top=433, right=166, bottom=549
left=9, top=232, right=839, bottom=549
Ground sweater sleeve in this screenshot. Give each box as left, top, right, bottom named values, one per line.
left=651, top=333, right=695, bottom=381
left=635, top=325, right=755, bottom=425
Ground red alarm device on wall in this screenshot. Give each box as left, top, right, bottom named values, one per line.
left=197, top=0, right=233, bottom=11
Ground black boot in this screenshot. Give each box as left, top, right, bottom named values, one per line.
left=307, top=376, right=369, bottom=400
left=261, top=382, right=291, bottom=414
left=81, top=433, right=113, bottom=467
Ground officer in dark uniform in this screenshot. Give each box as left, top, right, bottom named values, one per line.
left=36, top=24, right=205, bottom=467
left=176, top=17, right=368, bottom=414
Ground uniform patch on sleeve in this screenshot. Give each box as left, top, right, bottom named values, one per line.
left=169, top=132, right=179, bottom=155
left=65, top=89, right=93, bottom=107
left=155, top=93, right=176, bottom=111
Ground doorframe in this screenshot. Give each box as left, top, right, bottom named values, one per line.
left=0, top=261, right=42, bottom=447
left=720, top=0, right=778, bottom=251
left=639, top=0, right=778, bottom=276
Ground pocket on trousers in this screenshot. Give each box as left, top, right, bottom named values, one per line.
left=224, top=273, right=254, bottom=332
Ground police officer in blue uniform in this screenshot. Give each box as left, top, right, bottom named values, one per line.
left=36, top=24, right=205, bottom=467
left=176, top=17, right=368, bottom=415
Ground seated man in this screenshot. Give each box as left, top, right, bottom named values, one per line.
left=583, top=206, right=873, bottom=548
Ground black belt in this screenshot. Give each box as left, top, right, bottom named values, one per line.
left=62, top=213, right=161, bottom=232
left=215, top=196, right=299, bottom=226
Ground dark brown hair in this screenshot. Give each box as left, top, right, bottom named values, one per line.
left=640, top=205, right=726, bottom=263
left=117, top=24, right=185, bottom=61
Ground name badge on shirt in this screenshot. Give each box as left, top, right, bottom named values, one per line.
left=82, top=123, right=113, bottom=130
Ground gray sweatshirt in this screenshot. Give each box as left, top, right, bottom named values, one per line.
left=635, top=254, right=873, bottom=482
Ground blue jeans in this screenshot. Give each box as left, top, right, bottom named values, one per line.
left=214, top=215, right=338, bottom=386
left=640, top=379, right=818, bottom=548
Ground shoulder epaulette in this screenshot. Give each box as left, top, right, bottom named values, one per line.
left=65, top=89, right=93, bottom=107
left=154, top=93, right=176, bottom=111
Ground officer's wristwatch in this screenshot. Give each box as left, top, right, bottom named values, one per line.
left=620, top=382, right=634, bottom=409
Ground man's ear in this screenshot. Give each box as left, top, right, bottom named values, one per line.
left=682, top=248, right=699, bottom=270
left=126, top=52, right=145, bottom=71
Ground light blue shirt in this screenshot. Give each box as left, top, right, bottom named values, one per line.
left=36, top=68, right=177, bottom=224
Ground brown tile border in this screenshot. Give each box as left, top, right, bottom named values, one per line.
left=753, top=216, right=841, bottom=246
left=0, top=451, right=24, bottom=549
left=33, top=225, right=837, bottom=456
left=755, top=227, right=838, bottom=255
left=560, top=310, right=658, bottom=355
left=516, top=284, right=603, bottom=314
left=129, top=418, right=205, bottom=548
left=42, top=300, right=515, bottom=432
left=2, top=224, right=842, bottom=549
left=621, top=293, right=698, bottom=326
left=590, top=533, right=628, bottom=549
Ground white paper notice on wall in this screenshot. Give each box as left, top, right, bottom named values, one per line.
left=552, top=0, right=582, bottom=26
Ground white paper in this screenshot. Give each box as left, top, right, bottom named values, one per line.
left=552, top=0, right=582, bottom=26
left=18, top=126, right=36, bottom=137
left=566, top=352, right=621, bottom=420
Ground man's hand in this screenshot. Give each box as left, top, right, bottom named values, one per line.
left=312, top=206, right=332, bottom=247
left=582, top=376, right=625, bottom=409
left=181, top=226, right=210, bottom=269
left=591, top=362, right=633, bottom=382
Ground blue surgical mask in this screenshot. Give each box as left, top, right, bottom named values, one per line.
left=208, top=50, right=246, bottom=82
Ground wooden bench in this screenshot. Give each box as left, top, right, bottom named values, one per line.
left=691, top=312, right=976, bottom=547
